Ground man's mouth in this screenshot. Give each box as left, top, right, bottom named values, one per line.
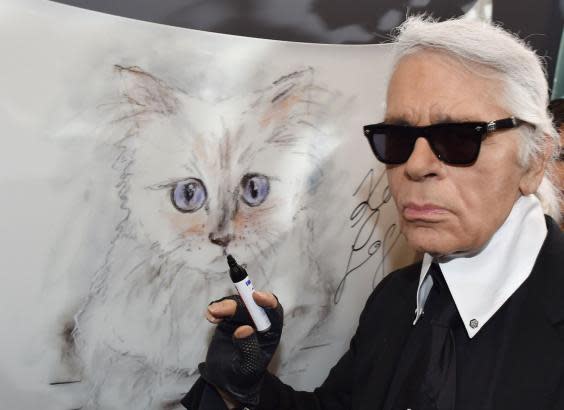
left=403, top=202, right=449, bottom=221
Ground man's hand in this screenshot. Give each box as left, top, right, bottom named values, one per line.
left=199, top=291, right=283, bottom=409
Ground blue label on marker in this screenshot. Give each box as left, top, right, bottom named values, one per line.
left=245, top=279, right=251, bottom=286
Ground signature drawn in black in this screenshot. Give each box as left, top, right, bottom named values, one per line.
left=333, top=168, right=402, bottom=304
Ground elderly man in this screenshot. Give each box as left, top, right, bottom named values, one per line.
left=183, top=17, right=564, bottom=410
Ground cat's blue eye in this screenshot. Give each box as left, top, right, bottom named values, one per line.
left=241, top=173, right=269, bottom=207
left=171, top=178, right=207, bottom=213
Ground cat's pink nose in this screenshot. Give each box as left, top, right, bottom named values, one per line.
left=209, top=232, right=233, bottom=247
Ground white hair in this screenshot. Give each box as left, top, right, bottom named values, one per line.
left=389, top=16, right=561, bottom=222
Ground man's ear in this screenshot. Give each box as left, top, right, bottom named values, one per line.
left=519, top=134, right=551, bottom=195
left=115, top=65, right=180, bottom=116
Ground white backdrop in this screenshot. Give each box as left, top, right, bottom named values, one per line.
left=0, top=1, right=415, bottom=409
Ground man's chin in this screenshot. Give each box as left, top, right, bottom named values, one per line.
left=404, top=227, right=458, bottom=256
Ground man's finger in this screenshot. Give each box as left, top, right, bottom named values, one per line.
left=207, top=299, right=237, bottom=320
left=205, top=309, right=223, bottom=324
left=233, top=325, right=254, bottom=339
left=252, top=291, right=278, bottom=309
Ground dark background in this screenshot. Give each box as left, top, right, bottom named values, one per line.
left=50, top=0, right=563, bottom=85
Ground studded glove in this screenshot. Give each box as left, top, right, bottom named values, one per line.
left=198, top=294, right=284, bottom=409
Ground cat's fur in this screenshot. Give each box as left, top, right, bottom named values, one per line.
left=68, top=65, right=341, bottom=409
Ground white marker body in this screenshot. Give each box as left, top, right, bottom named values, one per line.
left=233, top=276, right=271, bottom=332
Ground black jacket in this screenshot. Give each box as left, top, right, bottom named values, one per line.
left=186, top=217, right=564, bottom=410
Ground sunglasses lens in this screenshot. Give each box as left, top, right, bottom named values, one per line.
left=365, top=123, right=485, bottom=165
left=431, top=124, right=482, bottom=164
left=367, top=126, right=416, bottom=164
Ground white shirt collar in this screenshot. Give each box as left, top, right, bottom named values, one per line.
left=413, top=194, right=548, bottom=338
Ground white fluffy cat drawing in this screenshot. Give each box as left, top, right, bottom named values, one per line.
left=62, top=65, right=345, bottom=409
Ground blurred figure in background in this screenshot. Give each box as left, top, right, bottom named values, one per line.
left=548, top=98, right=564, bottom=227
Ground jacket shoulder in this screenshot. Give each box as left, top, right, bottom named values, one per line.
left=543, top=215, right=564, bottom=261
left=358, top=261, right=421, bottom=322
left=371, top=261, right=421, bottom=298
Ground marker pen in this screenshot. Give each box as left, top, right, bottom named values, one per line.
left=227, top=254, right=271, bottom=332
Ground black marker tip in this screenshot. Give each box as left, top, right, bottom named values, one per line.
left=227, top=254, right=237, bottom=268
left=227, top=254, right=247, bottom=282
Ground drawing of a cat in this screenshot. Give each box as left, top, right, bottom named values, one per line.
left=67, top=65, right=342, bottom=409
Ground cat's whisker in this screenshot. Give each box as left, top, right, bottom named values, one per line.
left=245, top=243, right=271, bottom=285
left=252, top=236, right=278, bottom=262
left=160, top=242, right=187, bottom=258
left=261, top=228, right=284, bottom=245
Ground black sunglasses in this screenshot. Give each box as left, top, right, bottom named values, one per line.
left=363, top=117, right=530, bottom=165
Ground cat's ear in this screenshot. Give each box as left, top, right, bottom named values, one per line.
left=258, top=67, right=316, bottom=127
left=114, top=65, right=180, bottom=116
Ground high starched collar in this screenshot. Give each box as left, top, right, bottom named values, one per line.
left=413, top=194, right=548, bottom=338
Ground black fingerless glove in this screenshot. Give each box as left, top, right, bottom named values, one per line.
left=199, top=295, right=284, bottom=409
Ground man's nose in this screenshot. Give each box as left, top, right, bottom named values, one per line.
left=403, top=137, right=444, bottom=181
